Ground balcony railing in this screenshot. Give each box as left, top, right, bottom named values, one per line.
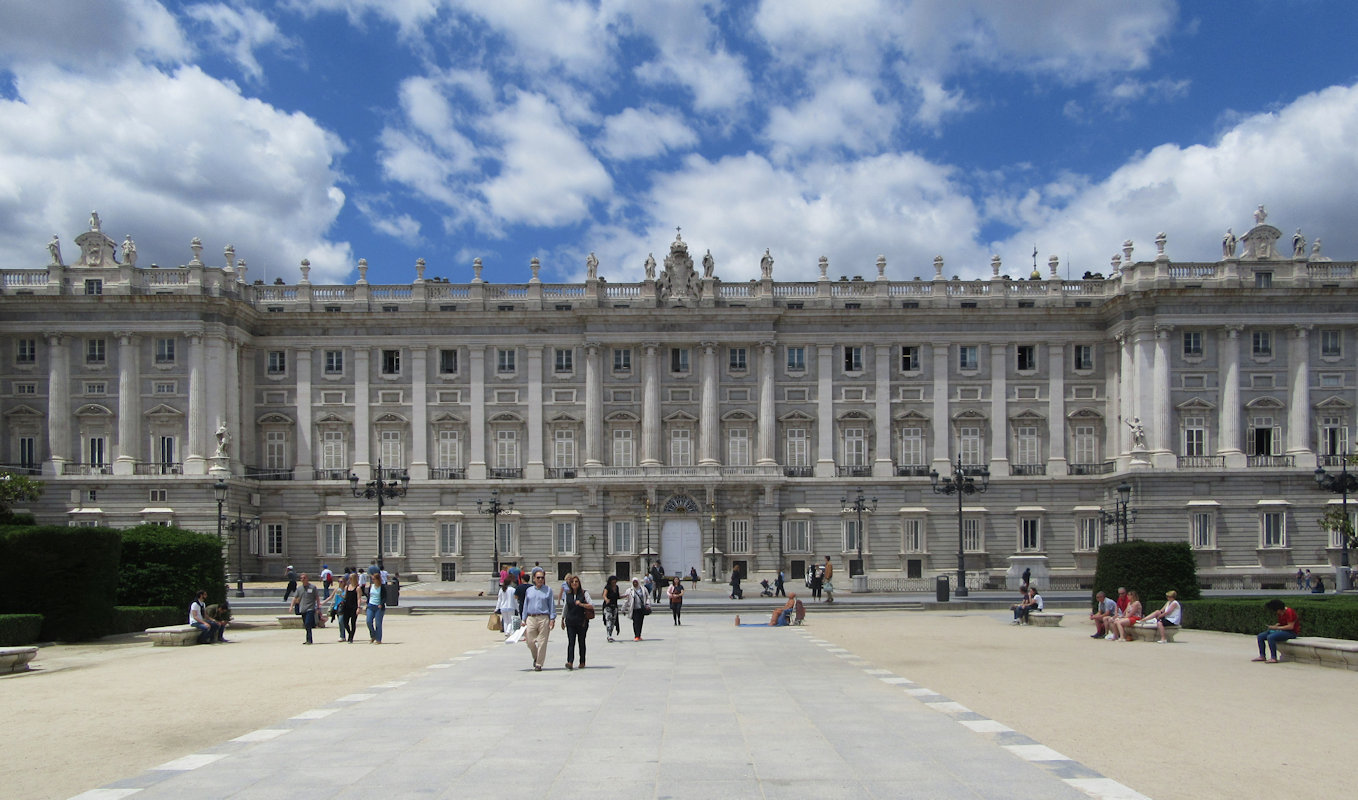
left=1067, top=461, right=1115, bottom=475
left=546, top=467, right=578, bottom=479
left=836, top=466, right=872, bottom=478
left=895, top=465, right=930, bottom=477
left=490, top=468, right=523, bottom=479
left=134, top=462, right=183, bottom=475
left=0, top=463, right=41, bottom=476
left=430, top=467, right=466, bottom=480
left=1317, top=454, right=1350, bottom=467
left=783, top=467, right=813, bottom=478
left=1010, top=464, right=1046, bottom=476
left=1247, top=455, right=1296, bottom=468
left=374, top=466, right=409, bottom=481
left=312, top=468, right=349, bottom=481
left=1177, top=455, right=1225, bottom=469
left=245, top=465, right=293, bottom=481
left=61, top=462, right=111, bottom=475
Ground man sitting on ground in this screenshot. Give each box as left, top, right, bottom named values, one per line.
left=1090, top=591, right=1117, bottom=638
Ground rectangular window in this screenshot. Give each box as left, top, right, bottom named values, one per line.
left=153, top=338, right=175, bottom=364
left=612, top=348, right=631, bottom=372
left=1251, top=331, right=1272, bottom=357
left=1073, top=425, right=1098, bottom=465
left=265, top=431, right=287, bottom=470
left=494, top=430, right=518, bottom=468
left=1191, top=512, right=1214, bottom=549
left=148, top=488, right=167, bottom=503
left=323, top=522, right=345, bottom=557
left=1183, top=331, right=1203, bottom=358
left=382, top=521, right=403, bottom=556
left=1260, top=511, right=1286, bottom=548
left=154, top=381, right=176, bottom=394
left=670, top=429, right=692, bottom=466
left=899, top=427, right=924, bottom=467
left=963, top=518, right=982, bottom=552
left=727, top=428, right=750, bottom=466
left=958, top=345, right=978, bottom=371
left=786, top=346, right=806, bottom=371
left=86, top=338, right=106, bottom=365
left=439, top=522, right=459, bottom=555
left=553, top=429, right=575, bottom=468
left=611, top=429, right=634, bottom=467
left=158, top=436, right=176, bottom=467
left=728, top=347, right=747, bottom=371
left=1016, top=345, right=1037, bottom=371
left=381, top=349, right=401, bottom=374
left=555, top=521, right=576, bottom=555
left=554, top=348, right=573, bottom=373
left=843, top=346, right=863, bottom=372
left=437, top=430, right=460, bottom=468
left=900, top=346, right=920, bottom=372
left=1255, top=271, right=1273, bottom=289
left=843, top=428, right=867, bottom=467
left=902, top=519, right=922, bottom=552
left=1321, top=330, right=1342, bottom=357
left=843, top=518, right=862, bottom=553
left=1019, top=518, right=1041, bottom=551
left=786, top=429, right=808, bottom=467
left=266, top=523, right=285, bottom=555
left=15, top=382, right=35, bottom=394
left=1078, top=517, right=1100, bottom=551
left=611, top=520, right=634, bottom=554
left=266, top=350, right=286, bottom=375
left=380, top=430, right=403, bottom=468
left=670, top=348, right=689, bottom=373
left=321, top=431, right=345, bottom=471
left=85, top=382, right=106, bottom=395
left=1183, top=417, right=1206, bottom=457
left=784, top=519, right=810, bottom=552
left=324, top=350, right=344, bottom=374
left=1014, top=426, right=1039, bottom=465
left=1073, top=345, right=1094, bottom=371
left=18, top=436, right=37, bottom=469
left=959, top=426, right=983, bottom=466
left=497, top=521, right=516, bottom=555
left=497, top=348, right=516, bottom=373
left=1248, top=417, right=1280, bottom=456
left=729, top=519, right=749, bottom=553
left=84, top=279, right=103, bottom=295
left=1320, top=416, right=1348, bottom=456
left=427, top=348, right=453, bottom=376
left=15, top=338, right=36, bottom=364
left=87, top=436, right=106, bottom=467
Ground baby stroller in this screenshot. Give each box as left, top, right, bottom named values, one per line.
left=759, top=579, right=775, bottom=597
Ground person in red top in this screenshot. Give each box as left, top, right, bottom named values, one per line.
left=1254, top=599, right=1299, bottom=663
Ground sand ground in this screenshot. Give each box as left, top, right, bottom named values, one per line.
left=3, top=608, right=1352, bottom=799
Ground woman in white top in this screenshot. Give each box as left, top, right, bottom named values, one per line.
left=495, top=577, right=518, bottom=634
left=1141, top=590, right=1182, bottom=643
left=622, top=577, right=651, bottom=641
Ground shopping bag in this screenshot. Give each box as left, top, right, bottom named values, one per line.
left=505, top=623, right=527, bottom=644
left=487, top=612, right=501, bottom=631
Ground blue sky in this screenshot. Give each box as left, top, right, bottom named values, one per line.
left=2, top=1, right=1356, bottom=287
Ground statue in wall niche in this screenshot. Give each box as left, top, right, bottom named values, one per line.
left=215, top=423, right=231, bottom=458
left=1222, top=228, right=1236, bottom=258
left=48, top=235, right=62, bottom=265
left=1293, top=229, right=1306, bottom=258
left=644, top=253, right=656, bottom=281
left=1254, top=205, right=1268, bottom=226
left=121, top=235, right=137, bottom=267
left=1126, top=417, right=1147, bottom=450
left=586, top=252, right=598, bottom=280
left=761, top=249, right=773, bottom=279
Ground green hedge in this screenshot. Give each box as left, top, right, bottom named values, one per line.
left=1092, top=540, right=1201, bottom=608
left=112, top=606, right=182, bottom=634
left=119, top=525, right=227, bottom=607
left=0, top=614, right=43, bottom=645
left=0, top=525, right=122, bottom=641
left=1183, top=596, right=1358, bottom=640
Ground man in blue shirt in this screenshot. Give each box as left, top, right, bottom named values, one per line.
left=521, top=568, right=556, bottom=671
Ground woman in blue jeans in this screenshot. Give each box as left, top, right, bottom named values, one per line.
left=366, top=573, right=386, bottom=644
left=1253, top=598, right=1298, bottom=662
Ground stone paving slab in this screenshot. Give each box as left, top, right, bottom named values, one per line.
left=83, top=619, right=1139, bottom=799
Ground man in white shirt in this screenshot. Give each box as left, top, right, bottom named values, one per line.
left=189, top=590, right=224, bottom=643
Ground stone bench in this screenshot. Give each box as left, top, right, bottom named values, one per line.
left=1127, top=623, right=1179, bottom=643
left=1027, top=612, right=1063, bottom=627
left=0, top=645, right=38, bottom=673
left=278, top=613, right=328, bottom=629
left=146, top=626, right=204, bottom=646
left=1278, top=637, right=1358, bottom=671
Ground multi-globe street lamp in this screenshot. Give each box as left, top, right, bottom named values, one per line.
left=1097, top=482, right=1135, bottom=544
left=840, top=488, right=877, bottom=576
left=348, top=461, right=409, bottom=572
left=930, top=457, right=990, bottom=598
left=477, top=489, right=513, bottom=584
left=213, top=479, right=259, bottom=598
left=1314, top=455, right=1357, bottom=591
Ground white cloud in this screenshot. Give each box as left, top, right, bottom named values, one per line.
left=285, top=0, right=444, bottom=40
left=625, top=1, right=753, bottom=112
left=184, top=3, right=290, bottom=82
left=995, top=82, right=1358, bottom=273
left=0, top=0, right=189, bottom=69
left=764, top=76, right=898, bottom=159
left=0, top=64, right=352, bottom=283
left=911, top=76, right=973, bottom=130
left=355, top=196, right=422, bottom=243
left=599, top=107, right=699, bottom=161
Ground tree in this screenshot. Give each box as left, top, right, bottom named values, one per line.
left=1318, top=505, right=1356, bottom=551
left=0, top=471, right=43, bottom=518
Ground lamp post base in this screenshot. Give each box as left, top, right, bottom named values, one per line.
left=956, top=586, right=969, bottom=598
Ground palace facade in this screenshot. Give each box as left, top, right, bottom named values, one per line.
left=2, top=212, right=1354, bottom=590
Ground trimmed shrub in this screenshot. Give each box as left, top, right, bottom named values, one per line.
left=1092, top=540, right=1200, bottom=610
left=1183, top=596, right=1358, bottom=640
left=0, top=512, right=36, bottom=526
left=0, top=614, right=43, bottom=645
left=112, top=606, right=183, bottom=633
left=0, top=525, right=121, bottom=641
left=119, top=525, right=227, bottom=608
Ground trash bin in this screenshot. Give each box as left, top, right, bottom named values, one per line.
left=936, top=575, right=950, bottom=602
left=386, top=576, right=401, bottom=607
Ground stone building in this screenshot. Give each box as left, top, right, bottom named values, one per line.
left=1, top=211, right=1354, bottom=590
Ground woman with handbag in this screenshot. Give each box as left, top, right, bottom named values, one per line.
left=622, top=576, right=651, bottom=641
left=666, top=575, right=685, bottom=625
left=495, top=576, right=518, bottom=634
left=602, top=575, right=621, bottom=642
left=366, top=572, right=386, bottom=644
left=339, top=573, right=359, bottom=643
left=562, top=574, right=593, bottom=669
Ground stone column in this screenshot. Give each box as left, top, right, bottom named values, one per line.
left=1118, top=333, right=1134, bottom=455
left=1046, top=343, right=1066, bottom=474
left=185, top=332, right=206, bottom=474
left=225, top=336, right=241, bottom=473
left=989, top=342, right=1008, bottom=474
left=641, top=343, right=661, bottom=466
left=114, top=333, right=138, bottom=474
left=1152, top=325, right=1174, bottom=466
left=409, top=345, right=429, bottom=480
left=699, top=342, right=719, bottom=465
left=1287, top=326, right=1313, bottom=458
left=874, top=343, right=892, bottom=476
left=44, top=333, right=70, bottom=474
left=526, top=345, right=545, bottom=480
left=584, top=342, right=603, bottom=466
left=815, top=343, right=836, bottom=477
left=1135, top=328, right=1155, bottom=451
left=757, top=341, right=776, bottom=465
left=1219, top=327, right=1243, bottom=466
left=353, top=348, right=371, bottom=478
left=292, top=346, right=311, bottom=478
left=468, top=346, right=487, bottom=479
left=204, top=332, right=226, bottom=473
left=931, top=344, right=951, bottom=472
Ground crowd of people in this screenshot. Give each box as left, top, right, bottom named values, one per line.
left=1087, top=587, right=1180, bottom=643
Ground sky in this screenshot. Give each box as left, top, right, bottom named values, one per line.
left=1, top=0, right=1357, bottom=287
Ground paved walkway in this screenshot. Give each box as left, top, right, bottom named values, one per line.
left=78, top=617, right=1143, bottom=799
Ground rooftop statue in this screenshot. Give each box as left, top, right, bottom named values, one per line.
left=761, top=249, right=773, bottom=279
left=48, top=235, right=62, bottom=266
left=121, top=235, right=137, bottom=267
left=1254, top=204, right=1268, bottom=226
left=1222, top=228, right=1236, bottom=259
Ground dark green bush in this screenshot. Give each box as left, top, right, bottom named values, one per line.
left=0, top=614, right=43, bottom=645
left=112, top=606, right=182, bottom=634
left=0, top=512, right=36, bottom=526
left=119, top=525, right=226, bottom=607
left=0, top=525, right=121, bottom=641
left=1092, top=540, right=1200, bottom=609
left=1183, top=596, right=1358, bottom=640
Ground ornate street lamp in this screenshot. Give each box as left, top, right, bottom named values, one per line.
left=839, top=488, right=877, bottom=576
left=709, top=501, right=718, bottom=583
left=930, top=457, right=990, bottom=598
left=214, top=479, right=259, bottom=597
left=477, top=489, right=513, bottom=583
left=1097, top=482, right=1135, bottom=543
left=349, top=461, right=409, bottom=572
left=1314, top=455, right=1357, bottom=591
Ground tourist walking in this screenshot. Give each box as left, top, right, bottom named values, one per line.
left=495, top=575, right=518, bottom=634
left=562, top=575, right=593, bottom=669
left=289, top=573, right=320, bottom=644
left=775, top=569, right=786, bottom=597
left=366, top=572, right=386, bottom=643
left=810, top=565, right=823, bottom=601
left=623, top=576, right=651, bottom=641
left=283, top=565, right=297, bottom=600
left=339, top=573, right=359, bottom=642
left=666, top=575, right=685, bottom=625
left=729, top=565, right=743, bottom=599
left=602, top=575, right=621, bottom=642
left=320, top=564, right=334, bottom=598
left=521, top=567, right=556, bottom=671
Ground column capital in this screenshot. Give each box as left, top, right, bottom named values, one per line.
left=643, top=342, right=661, bottom=354
left=114, top=331, right=138, bottom=344
left=584, top=341, right=601, bottom=354
left=1154, top=324, right=1174, bottom=337
left=43, top=332, right=64, bottom=345
left=759, top=339, right=776, bottom=352
left=699, top=341, right=718, bottom=352
left=1291, top=324, right=1312, bottom=338
left=1224, top=325, right=1243, bottom=338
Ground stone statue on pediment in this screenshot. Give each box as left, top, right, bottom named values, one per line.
left=644, top=253, right=656, bottom=281
left=658, top=232, right=700, bottom=302
left=586, top=252, right=598, bottom=280
left=48, top=235, right=63, bottom=266
left=1222, top=228, right=1236, bottom=259
left=89, top=211, right=101, bottom=232
left=702, top=249, right=714, bottom=278
left=761, top=249, right=773, bottom=279
left=121, top=235, right=137, bottom=267
left=1254, top=205, right=1268, bottom=226
left=1293, top=229, right=1305, bottom=258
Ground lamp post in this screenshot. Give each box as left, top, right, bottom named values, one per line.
left=1097, top=482, right=1135, bottom=544
left=840, top=488, right=877, bottom=576
left=709, top=501, right=718, bottom=583
left=477, top=489, right=513, bottom=584
left=214, top=479, right=259, bottom=598
left=214, top=479, right=227, bottom=590
left=1314, top=455, right=1356, bottom=591
left=349, top=461, right=409, bottom=572
left=930, top=457, right=990, bottom=598
left=643, top=494, right=652, bottom=570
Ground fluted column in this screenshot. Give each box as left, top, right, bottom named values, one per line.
left=873, top=343, right=892, bottom=476
left=1152, top=325, right=1173, bottom=463
left=815, top=343, right=836, bottom=477
left=204, top=331, right=226, bottom=472
left=185, top=332, right=206, bottom=474
left=114, top=333, right=138, bottom=474
left=409, top=345, right=428, bottom=479
left=353, top=348, right=371, bottom=478
left=1287, top=326, right=1313, bottom=457
left=584, top=342, right=603, bottom=466
left=931, top=344, right=951, bottom=472
left=641, top=343, right=661, bottom=466
left=293, top=346, right=312, bottom=478
left=526, top=345, right=545, bottom=480
left=225, top=336, right=241, bottom=473
left=468, top=345, right=487, bottom=479
left=1219, top=327, right=1242, bottom=463
left=699, top=342, right=719, bottom=465
left=1134, top=328, right=1155, bottom=449
left=44, top=333, right=70, bottom=473
left=757, top=341, right=776, bottom=465
left=989, top=342, right=1008, bottom=473
left=1118, top=333, right=1134, bottom=455
left=1046, top=343, right=1066, bottom=473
